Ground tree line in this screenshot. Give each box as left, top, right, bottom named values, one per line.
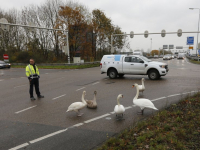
left=0, top=0, right=128, bottom=63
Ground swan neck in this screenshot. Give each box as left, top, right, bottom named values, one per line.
left=117, top=97, right=120, bottom=105
left=93, top=94, right=96, bottom=102
left=134, top=86, right=139, bottom=100
left=142, top=80, right=144, bottom=87
left=82, top=94, right=86, bottom=104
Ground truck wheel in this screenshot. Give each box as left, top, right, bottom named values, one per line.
left=148, top=69, right=159, bottom=80
left=108, top=69, right=117, bottom=79
left=118, top=74, right=124, bottom=78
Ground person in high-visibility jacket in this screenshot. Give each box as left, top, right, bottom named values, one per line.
left=26, top=58, right=44, bottom=100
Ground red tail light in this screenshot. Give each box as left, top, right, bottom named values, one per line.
left=100, top=63, right=102, bottom=68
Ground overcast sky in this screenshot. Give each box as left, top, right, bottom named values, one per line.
left=1, top=0, right=200, bottom=53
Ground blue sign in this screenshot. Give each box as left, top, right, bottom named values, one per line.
left=187, top=37, right=194, bottom=45
left=198, top=50, right=200, bottom=55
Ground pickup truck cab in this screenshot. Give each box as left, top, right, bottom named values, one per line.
left=100, top=55, right=169, bottom=80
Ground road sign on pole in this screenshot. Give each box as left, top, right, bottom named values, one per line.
left=176, top=46, right=183, bottom=49
left=163, top=45, right=168, bottom=49
left=187, top=36, right=194, bottom=45
left=3, top=54, right=9, bottom=62
left=169, top=45, right=174, bottom=49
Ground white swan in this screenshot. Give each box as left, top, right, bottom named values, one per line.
left=85, top=91, right=97, bottom=109
left=114, top=94, right=125, bottom=119
left=138, top=78, right=145, bottom=94
left=132, top=83, right=158, bottom=115
left=66, top=91, right=87, bottom=116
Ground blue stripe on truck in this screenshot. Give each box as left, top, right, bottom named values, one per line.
left=115, top=55, right=121, bottom=61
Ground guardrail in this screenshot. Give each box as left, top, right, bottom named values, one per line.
left=185, top=54, right=199, bottom=61
left=11, top=61, right=100, bottom=66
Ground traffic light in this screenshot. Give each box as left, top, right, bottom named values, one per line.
left=161, top=30, right=166, bottom=37
left=130, top=31, right=134, bottom=38
left=177, top=29, right=182, bottom=37
left=144, top=30, right=148, bottom=38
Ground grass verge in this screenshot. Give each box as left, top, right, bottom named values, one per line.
left=98, top=93, right=200, bottom=150
left=11, top=63, right=100, bottom=69
left=188, top=59, right=200, bottom=64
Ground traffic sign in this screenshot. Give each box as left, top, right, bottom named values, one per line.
left=3, top=54, right=9, bottom=62
left=187, top=36, right=194, bottom=45
left=169, top=45, right=174, bottom=49
left=176, top=46, right=183, bottom=49
left=163, top=45, right=168, bottom=49
left=198, top=50, right=200, bottom=55
left=189, top=46, right=193, bottom=49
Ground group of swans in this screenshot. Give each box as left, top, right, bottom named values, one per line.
left=114, top=78, right=158, bottom=119
left=66, top=91, right=97, bottom=116
left=67, top=78, right=158, bottom=118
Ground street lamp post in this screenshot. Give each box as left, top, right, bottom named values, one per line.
left=189, top=8, right=200, bottom=60
left=150, top=38, right=152, bottom=55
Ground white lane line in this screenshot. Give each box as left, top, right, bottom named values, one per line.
left=76, top=87, right=85, bottom=91
left=15, top=105, right=37, bottom=114
left=84, top=113, right=110, bottom=123
left=125, top=106, right=132, bottom=110
left=182, top=92, right=191, bottom=95
left=73, top=123, right=84, bottom=127
left=30, top=129, right=67, bottom=144
left=14, top=85, right=27, bottom=88
left=52, top=94, right=66, bottom=100
left=151, top=97, right=166, bottom=102
left=110, top=111, right=115, bottom=114
left=9, top=143, right=29, bottom=150
left=92, top=82, right=99, bottom=85
left=167, top=93, right=181, bottom=98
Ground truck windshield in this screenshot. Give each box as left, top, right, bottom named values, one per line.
left=140, top=56, right=152, bottom=62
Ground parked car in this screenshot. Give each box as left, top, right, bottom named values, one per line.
left=163, top=55, right=171, bottom=60
left=0, top=61, right=11, bottom=69
left=154, top=55, right=159, bottom=58
left=100, top=55, right=169, bottom=80
left=171, top=55, right=174, bottom=59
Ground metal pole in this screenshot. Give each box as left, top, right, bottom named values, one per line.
left=66, top=31, right=70, bottom=64
left=111, top=34, right=113, bottom=54
left=198, top=9, right=200, bottom=61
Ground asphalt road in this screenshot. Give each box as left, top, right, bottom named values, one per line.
left=0, top=58, right=200, bottom=150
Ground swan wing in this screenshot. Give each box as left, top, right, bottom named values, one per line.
left=133, top=99, right=158, bottom=110
left=67, top=102, right=86, bottom=111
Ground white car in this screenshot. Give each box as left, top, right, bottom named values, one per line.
left=163, top=55, right=171, bottom=60
left=100, top=55, right=169, bottom=80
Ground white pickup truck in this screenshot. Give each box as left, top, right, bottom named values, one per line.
left=100, top=55, right=169, bottom=80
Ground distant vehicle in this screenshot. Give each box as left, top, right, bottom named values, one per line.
left=154, top=55, right=159, bottom=58
left=0, top=60, right=11, bottom=69
left=163, top=55, right=171, bottom=60
left=174, top=52, right=178, bottom=57
left=133, top=51, right=143, bottom=56
left=171, top=55, right=174, bottom=59
left=100, top=55, right=169, bottom=80
left=177, top=53, right=184, bottom=59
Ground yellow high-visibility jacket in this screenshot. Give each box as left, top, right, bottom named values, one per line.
left=25, top=64, right=39, bottom=79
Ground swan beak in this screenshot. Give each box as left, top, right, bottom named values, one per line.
left=132, top=85, right=135, bottom=88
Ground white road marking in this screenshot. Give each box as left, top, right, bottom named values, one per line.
left=76, top=87, right=85, bottom=91
left=151, top=97, right=166, bottom=102
left=45, top=73, right=49, bottom=74
left=84, top=113, right=110, bottom=123
left=182, top=92, right=191, bottom=95
left=110, top=111, right=115, bottom=114
left=20, top=77, right=26, bottom=78
left=125, top=106, right=132, bottom=110
left=9, top=143, right=29, bottom=150
left=73, top=123, right=84, bottom=127
left=14, top=85, right=27, bottom=88
left=15, top=105, right=37, bottom=114
left=92, top=82, right=99, bottom=85
left=29, top=129, right=67, bottom=144
left=167, top=93, right=181, bottom=97
left=52, top=94, right=66, bottom=100
left=0, top=79, right=4, bottom=81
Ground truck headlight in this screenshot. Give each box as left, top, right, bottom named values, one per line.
left=159, top=65, right=165, bottom=68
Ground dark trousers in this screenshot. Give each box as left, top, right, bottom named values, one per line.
left=29, top=78, right=41, bottom=97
